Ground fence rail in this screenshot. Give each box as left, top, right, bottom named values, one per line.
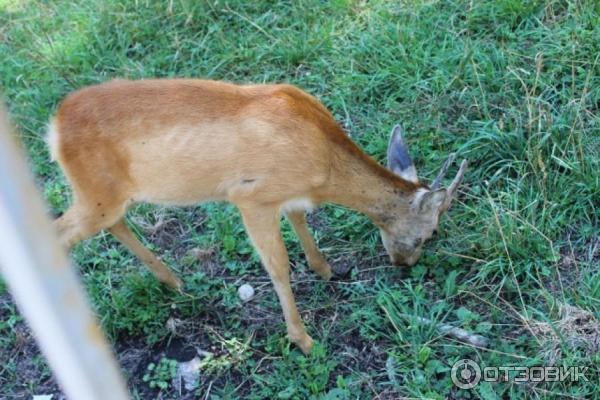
left=0, top=102, right=129, bottom=400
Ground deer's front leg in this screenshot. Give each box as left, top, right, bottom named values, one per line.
left=239, top=205, right=313, bottom=354
left=286, top=211, right=332, bottom=280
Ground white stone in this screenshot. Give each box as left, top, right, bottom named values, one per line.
left=238, top=283, right=255, bottom=302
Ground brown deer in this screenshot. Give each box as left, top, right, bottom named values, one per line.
left=48, top=79, right=467, bottom=354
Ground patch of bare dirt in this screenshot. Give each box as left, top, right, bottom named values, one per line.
left=0, top=292, right=63, bottom=399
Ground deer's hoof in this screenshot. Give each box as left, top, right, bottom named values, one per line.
left=162, top=274, right=183, bottom=290
left=292, top=334, right=314, bottom=355
left=317, top=265, right=333, bottom=281
left=310, top=259, right=333, bottom=281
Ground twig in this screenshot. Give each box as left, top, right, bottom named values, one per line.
left=401, top=313, right=490, bottom=348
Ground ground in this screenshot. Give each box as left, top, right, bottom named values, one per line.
left=0, top=0, right=599, bottom=399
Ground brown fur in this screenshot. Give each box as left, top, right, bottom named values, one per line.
left=50, top=79, right=464, bottom=354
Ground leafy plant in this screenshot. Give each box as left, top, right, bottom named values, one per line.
left=142, top=357, right=178, bottom=391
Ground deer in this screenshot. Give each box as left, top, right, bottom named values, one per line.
left=47, top=79, right=467, bottom=354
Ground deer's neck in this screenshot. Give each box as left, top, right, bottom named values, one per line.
left=318, top=142, right=421, bottom=225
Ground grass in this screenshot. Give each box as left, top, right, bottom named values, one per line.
left=1, top=0, right=598, bottom=398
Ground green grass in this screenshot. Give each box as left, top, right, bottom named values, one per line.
left=1, top=0, right=599, bottom=398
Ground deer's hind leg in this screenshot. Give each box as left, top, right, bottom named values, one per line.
left=55, top=196, right=127, bottom=249
left=53, top=134, right=133, bottom=249
left=108, top=219, right=182, bottom=289
left=55, top=196, right=182, bottom=289
left=52, top=129, right=181, bottom=288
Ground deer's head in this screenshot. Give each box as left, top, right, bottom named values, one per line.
left=380, top=124, right=468, bottom=267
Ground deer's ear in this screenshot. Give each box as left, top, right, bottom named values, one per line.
left=387, top=124, right=418, bottom=183
left=414, top=189, right=447, bottom=214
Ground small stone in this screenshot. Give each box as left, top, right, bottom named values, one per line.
left=238, top=283, right=255, bottom=302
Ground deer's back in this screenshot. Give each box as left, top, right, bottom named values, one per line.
left=51, top=79, right=334, bottom=206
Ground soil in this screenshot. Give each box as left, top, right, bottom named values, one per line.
left=0, top=209, right=400, bottom=399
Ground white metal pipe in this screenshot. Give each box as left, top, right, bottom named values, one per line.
left=0, top=103, right=129, bottom=400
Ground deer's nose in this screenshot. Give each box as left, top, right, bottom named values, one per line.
left=394, top=251, right=421, bottom=267
left=391, top=254, right=416, bottom=267
left=404, top=256, right=418, bottom=267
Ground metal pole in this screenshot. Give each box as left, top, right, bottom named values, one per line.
left=0, top=102, right=130, bottom=400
